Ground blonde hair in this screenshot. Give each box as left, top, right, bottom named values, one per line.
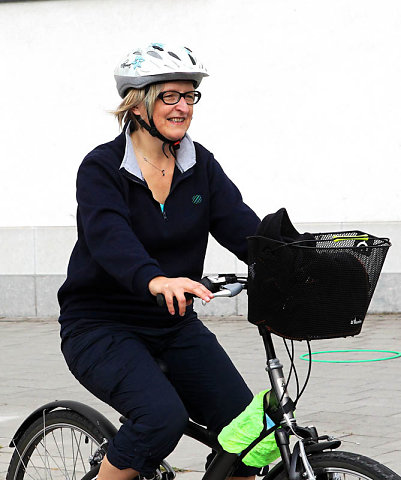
left=113, top=83, right=164, bottom=129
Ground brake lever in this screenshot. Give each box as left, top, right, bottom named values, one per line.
left=201, top=283, right=244, bottom=305
left=214, top=283, right=244, bottom=297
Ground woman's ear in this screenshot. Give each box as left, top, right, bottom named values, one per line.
left=132, top=105, right=140, bottom=115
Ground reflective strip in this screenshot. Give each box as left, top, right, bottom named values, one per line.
left=333, top=235, right=369, bottom=242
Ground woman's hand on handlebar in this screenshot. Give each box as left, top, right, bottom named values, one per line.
left=148, top=276, right=214, bottom=316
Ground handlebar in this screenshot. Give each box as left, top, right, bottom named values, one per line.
left=156, top=274, right=247, bottom=309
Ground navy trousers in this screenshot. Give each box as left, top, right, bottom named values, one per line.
left=61, top=315, right=258, bottom=477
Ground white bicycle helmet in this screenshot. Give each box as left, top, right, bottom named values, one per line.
left=114, top=42, right=208, bottom=98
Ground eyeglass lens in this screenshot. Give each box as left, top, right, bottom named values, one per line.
left=159, top=91, right=201, bottom=105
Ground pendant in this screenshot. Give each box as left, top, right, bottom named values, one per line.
left=162, top=170, right=165, bottom=176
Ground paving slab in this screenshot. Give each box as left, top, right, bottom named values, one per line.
left=0, top=314, right=400, bottom=479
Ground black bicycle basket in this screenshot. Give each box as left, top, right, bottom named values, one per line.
left=247, top=231, right=390, bottom=340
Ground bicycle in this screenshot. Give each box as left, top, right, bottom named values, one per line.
left=6, top=231, right=400, bottom=480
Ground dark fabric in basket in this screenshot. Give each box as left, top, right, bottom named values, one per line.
left=256, top=208, right=315, bottom=246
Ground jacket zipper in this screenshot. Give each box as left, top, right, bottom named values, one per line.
left=155, top=168, right=193, bottom=222
left=121, top=166, right=194, bottom=222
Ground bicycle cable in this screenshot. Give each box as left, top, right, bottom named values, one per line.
left=277, top=339, right=294, bottom=408
left=278, top=339, right=312, bottom=410
left=294, top=340, right=312, bottom=407
left=283, top=339, right=300, bottom=401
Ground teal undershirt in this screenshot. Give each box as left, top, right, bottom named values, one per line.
left=160, top=204, right=164, bottom=213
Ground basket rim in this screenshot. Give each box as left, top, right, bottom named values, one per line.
left=248, top=230, right=391, bottom=250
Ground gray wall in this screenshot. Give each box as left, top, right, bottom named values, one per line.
left=0, top=222, right=399, bottom=317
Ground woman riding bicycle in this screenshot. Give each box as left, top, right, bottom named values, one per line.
left=58, top=42, right=260, bottom=480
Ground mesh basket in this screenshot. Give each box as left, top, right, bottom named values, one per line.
left=247, top=231, right=390, bottom=341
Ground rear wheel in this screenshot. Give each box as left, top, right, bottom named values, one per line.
left=272, top=450, right=401, bottom=480
left=6, top=410, right=106, bottom=480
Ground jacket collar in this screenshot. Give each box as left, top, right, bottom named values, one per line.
left=119, top=122, right=196, bottom=180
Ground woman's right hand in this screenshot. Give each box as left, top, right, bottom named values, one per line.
left=148, top=276, right=213, bottom=316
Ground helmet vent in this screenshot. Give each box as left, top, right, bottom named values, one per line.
left=152, top=45, right=164, bottom=51
left=147, top=51, right=162, bottom=59
left=133, top=51, right=141, bottom=55
left=168, top=51, right=181, bottom=60
left=188, top=53, right=196, bottom=65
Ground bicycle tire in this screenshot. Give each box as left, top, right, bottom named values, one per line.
left=270, top=450, right=401, bottom=480
left=6, top=409, right=106, bottom=480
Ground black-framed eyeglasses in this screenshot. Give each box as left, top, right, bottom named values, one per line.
left=157, top=90, right=202, bottom=105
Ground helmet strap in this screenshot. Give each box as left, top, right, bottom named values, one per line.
left=133, top=114, right=181, bottom=159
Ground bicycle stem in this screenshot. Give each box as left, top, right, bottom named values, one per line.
left=266, top=358, right=295, bottom=424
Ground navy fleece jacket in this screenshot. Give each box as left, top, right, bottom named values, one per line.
left=58, top=129, right=260, bottom=328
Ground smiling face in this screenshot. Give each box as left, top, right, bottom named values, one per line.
left=133, top=80, right=195, bottom=141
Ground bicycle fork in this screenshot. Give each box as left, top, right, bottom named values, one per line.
left=266, top=359, right=316, bottom=480
left=261, top=329, right=316, bottom=480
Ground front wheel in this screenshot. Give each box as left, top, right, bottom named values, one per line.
left=6, top=409, right=106, bottom=480
left=272, top=450, right=401, bottom=480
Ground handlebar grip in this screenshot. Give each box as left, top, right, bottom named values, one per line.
left=199, top=276, right=215, bottom=292
left=156, top=292, right=193, bottom=308
left=156, top=293, right=165, bottom=308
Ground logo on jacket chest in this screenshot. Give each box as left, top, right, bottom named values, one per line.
left=192, top=194, right=203, bottom=205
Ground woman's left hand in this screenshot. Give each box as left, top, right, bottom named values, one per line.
left=148, top=276, right=213, bottom=316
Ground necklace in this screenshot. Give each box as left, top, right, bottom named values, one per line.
left=131, top=136, right=172, bottom=177
left=143, top=156, right=168, bottom=176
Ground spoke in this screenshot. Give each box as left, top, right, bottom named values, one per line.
left=11, top=445, right=41, bottom=480
left=36, top=427, right=92, bottom=480
left=44, top=438, right=54, bottom=480
left=74, top=431, right=88, bottom=473
left=25, top=440, right=49, bottom=476
left=71, top=429, right=79, bottom=480
left=71, top=428, right=89, bottom=478
left=35, top=439, right=62, bottom=480
left=70, top=429, right=75, bottom=480
left=51, top=429, right=70, bottom=480
left=60, top=426, right=70, bottom=480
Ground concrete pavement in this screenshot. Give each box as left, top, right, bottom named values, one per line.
left=1, top=314, right=401, bottom=479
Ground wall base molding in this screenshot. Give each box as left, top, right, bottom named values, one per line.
left=0, top=273, right=398, bottom=318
